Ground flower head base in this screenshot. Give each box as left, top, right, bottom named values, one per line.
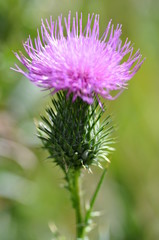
left=12, top=12, right=144, bottom=104
left=37, top=92, right=115, bottom=170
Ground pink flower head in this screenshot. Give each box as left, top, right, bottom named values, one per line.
left=12, top=12, right=144, bottom=104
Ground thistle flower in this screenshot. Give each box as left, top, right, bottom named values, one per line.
left=12, top=13, right=145, bottom=239
left=12, top=12, right=144, bottom=104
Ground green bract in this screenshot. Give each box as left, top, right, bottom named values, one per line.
left=37, top=92, right=115, bottom=172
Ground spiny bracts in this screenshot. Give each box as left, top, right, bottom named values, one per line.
left=37, top=92, right=115, bottom=171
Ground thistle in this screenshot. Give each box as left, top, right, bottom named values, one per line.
left=12, top=12, right=144, bottom=104
left=12, top=12, right=144, bottom=239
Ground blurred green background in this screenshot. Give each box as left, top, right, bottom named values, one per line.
left=0, top=0, right=159, bottom=239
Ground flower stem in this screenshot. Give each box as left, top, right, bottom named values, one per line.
left=81, top=168, right=107, bottom=238
left=69, top=168, right=107, bottom=239
left=74, top=170, right=84, bottom=239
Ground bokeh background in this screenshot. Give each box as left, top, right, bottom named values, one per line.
left=0, top=0, right=159, bottom=239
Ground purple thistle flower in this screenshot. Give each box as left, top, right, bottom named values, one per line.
left=12, top=12, right=144, bottom=104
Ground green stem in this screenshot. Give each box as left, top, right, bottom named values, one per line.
left=81, top=168, right=107, bottom=238
left=68, top=168, right=107, bottom=239
left=74, top=170, right=83, bottom=239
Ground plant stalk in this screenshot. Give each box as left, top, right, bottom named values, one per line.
left=80, top=168, right=107, bottom=238
left=69, top=169, right=107, bottom=239
left=74, top=170, right=84, bottom=239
